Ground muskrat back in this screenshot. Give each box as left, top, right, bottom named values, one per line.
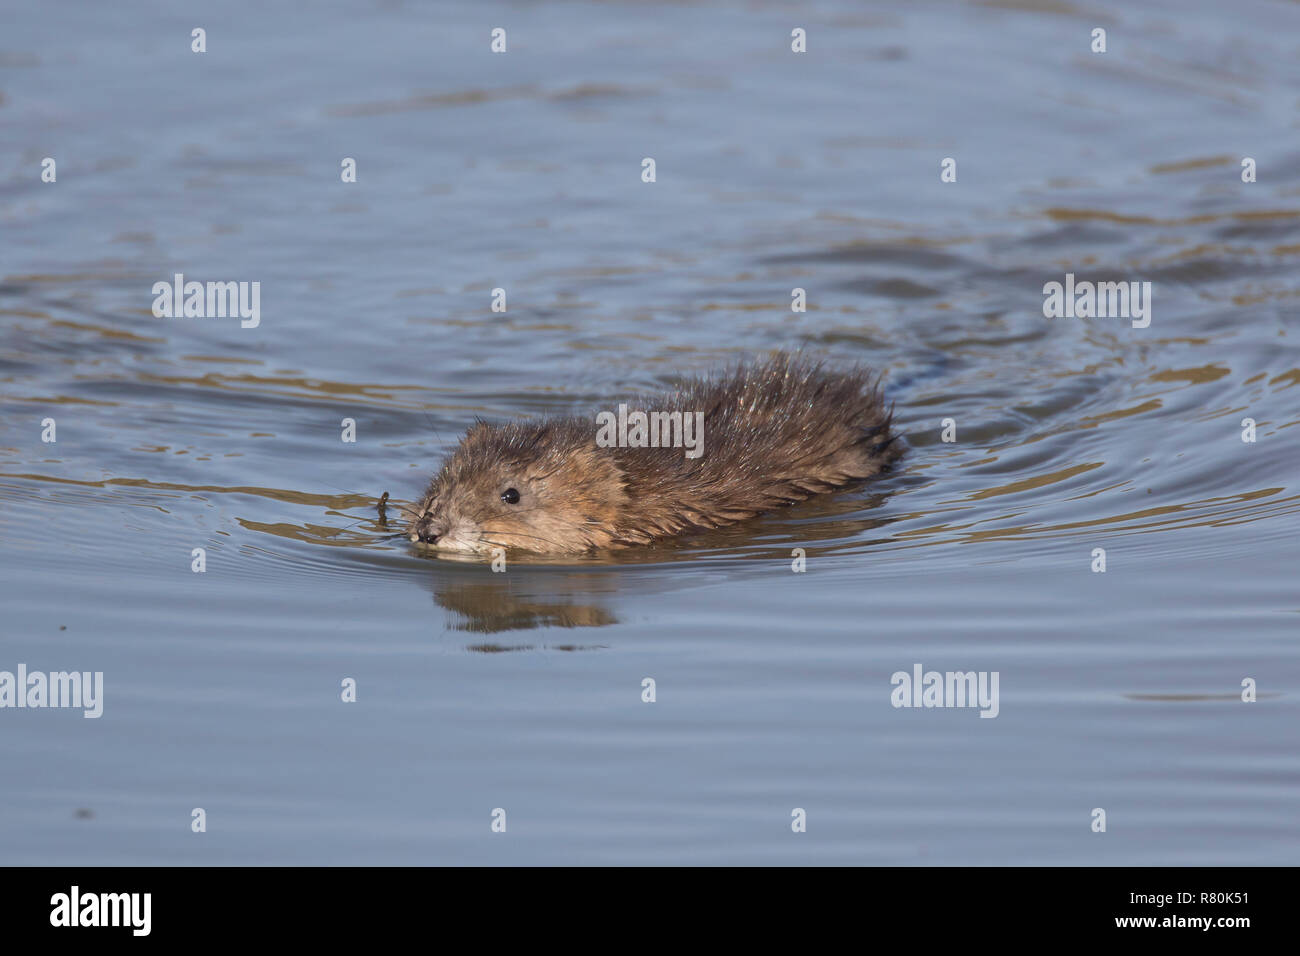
left=409, top=352, right=902, bottom=554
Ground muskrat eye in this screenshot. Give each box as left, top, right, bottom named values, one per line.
left=501, top=487, right=521, bottom=505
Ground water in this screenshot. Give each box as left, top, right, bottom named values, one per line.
left=1, top=0, right=1298, bottom=865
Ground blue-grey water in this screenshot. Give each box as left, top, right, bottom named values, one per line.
left=1, top=0, right=1298, bottom=865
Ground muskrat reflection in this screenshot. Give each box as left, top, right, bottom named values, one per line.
left=432, top=569, right=619, bottom=635
left=424, top=491, right=904, bottom=638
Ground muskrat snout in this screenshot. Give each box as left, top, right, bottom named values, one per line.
left=409, top=512, right=448, bottom=545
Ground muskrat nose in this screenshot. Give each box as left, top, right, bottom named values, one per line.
left=411, top=515, right=447, bottom=544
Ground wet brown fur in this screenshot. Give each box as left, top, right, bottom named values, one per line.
left=409, top=353, right=902, bottom=554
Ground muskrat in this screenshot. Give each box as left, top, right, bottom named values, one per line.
left=408, top=353, right=901, bottom=554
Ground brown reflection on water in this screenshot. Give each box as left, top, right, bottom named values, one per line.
left=327, top=82, right=651, bottom=119
left=237, top=518, right=391, bottom=549
left=47, top=319, right=166, bottom=343
left=1148, top=365, right=1231, bottom=385
left=1079, top=399, right=1163, bottom=426
left=432, top=572, right=620, bottom=637
left=896, top=487, right=1296, bottom=546
left=1042, top=206, right=1300, bottom=227
left=0, top=471, right=375, bottom=510
left=133, top=371, right=428, bottom=408
left=1148, top=155, right=1235, bottom=174
left=960, top=462, right=1104, bottom=502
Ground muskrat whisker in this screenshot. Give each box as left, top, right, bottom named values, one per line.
left=313, top=479, right=387, bottom=504
left=480, top=525, right=585, bottom=546
left=320, top=516, right=389, bottom=537
left=478, top=527, right=568, bottom=545
left=478, top=532, right=570, bottom=552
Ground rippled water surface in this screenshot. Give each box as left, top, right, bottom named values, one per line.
left=2, top=0, right=1298, bottom=864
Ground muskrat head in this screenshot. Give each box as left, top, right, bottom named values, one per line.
left=408, top=420, right=629, bottom=555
